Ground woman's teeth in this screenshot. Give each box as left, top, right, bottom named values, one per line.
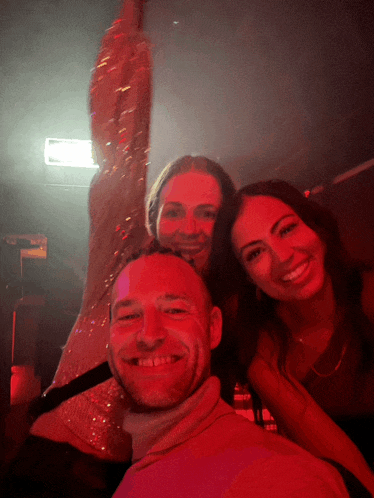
left=281, top=261, right=309, bottom=282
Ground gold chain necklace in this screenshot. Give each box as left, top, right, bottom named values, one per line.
left=310, top=341, right=348, bottom=378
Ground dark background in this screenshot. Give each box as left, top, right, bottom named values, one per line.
left=1, top=0, right=373, bottom=409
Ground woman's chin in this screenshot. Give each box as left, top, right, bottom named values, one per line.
left=181, top=251, right=209, bottom=274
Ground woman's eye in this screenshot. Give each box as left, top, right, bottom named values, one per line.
left=163, top=210, right=180, bottom=219
left=245, top=248, right=262, bottom=263
left=280, top=223, right=297, bottom=237
left=202, top=211, right=217, bottom=220
left=196, top=209, right=217, bottom=221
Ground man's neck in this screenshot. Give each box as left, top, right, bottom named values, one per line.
left=123, top=377, right=221, bottom=463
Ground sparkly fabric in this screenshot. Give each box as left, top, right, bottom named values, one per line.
left=31, top=0, right=152, bottom=461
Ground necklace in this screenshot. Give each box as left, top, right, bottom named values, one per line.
left=310, top=341, right=348, bottom=378
left=291, top=305, right=348, bottom=378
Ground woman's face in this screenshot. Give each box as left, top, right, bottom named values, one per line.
left=156, top=171, right=222, bottom=273
left=231, top=195, right=327, bottom=302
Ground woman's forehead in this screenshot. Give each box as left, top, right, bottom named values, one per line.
left=160, top=171, right=222, bottom=207
left=238, top=195, right=296, bottom=220
left=232, top=195, right=297, bottom=242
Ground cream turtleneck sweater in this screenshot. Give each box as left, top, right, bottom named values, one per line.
left=114, top=376, right=349, bottom=498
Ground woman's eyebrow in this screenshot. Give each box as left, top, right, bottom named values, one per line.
left=239, top=214, right=295, bottom=258
left=163, top=201, right=183, bottom=207
left=239, top=240, right=261, bottom=258
left=195, top=204, right=217, bottom=210
left=271, top=214, right=295, bottom=234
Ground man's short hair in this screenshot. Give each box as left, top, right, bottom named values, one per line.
left=124, top=241, right=196, bottom=270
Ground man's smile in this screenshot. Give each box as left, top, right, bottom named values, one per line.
left=129, top=355, right=182, bottom=367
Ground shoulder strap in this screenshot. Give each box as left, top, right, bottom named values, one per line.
left=28, top=362, right=112, bottom=422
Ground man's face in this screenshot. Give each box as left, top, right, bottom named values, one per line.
left=109, top=254, right=222, bottom=412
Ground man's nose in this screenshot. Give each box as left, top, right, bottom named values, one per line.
left=136, top=310, right=166, bottom=350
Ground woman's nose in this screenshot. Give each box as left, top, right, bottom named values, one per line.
left=181, top=214, right=198, bottom=235
left=271, top=239, right=293, bottom=263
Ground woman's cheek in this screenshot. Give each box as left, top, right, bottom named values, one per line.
left=303, top=228, right=323, bottom=253
left=202, top=220, right=216, bottom=238
left=248, top=259, right=271, bottom=290
left=159, top=220, right=176, bottom=237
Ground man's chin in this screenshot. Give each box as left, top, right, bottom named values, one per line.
left=130, top=400, right=181, bottom=413
left=129, top=396, right=185, bottom=413
left=126, top=386, right=192, bottom=413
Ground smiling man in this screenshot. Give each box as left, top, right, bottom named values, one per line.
left=109, top=249, right=222, bottom=413
left=109, top=248, right=350, bottom=498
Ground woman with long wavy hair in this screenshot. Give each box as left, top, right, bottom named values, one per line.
left=208, top=179, right=374, bottom=494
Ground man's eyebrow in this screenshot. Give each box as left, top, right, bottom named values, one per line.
left=112, top=299, right=138, bottom=314
left=158, top=293, right=194, bottom=304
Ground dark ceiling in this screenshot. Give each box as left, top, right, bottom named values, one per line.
left=1, top=0, right=373, bottom=190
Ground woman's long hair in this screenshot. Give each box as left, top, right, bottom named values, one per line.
left=208, top=180, right=373, bottom=416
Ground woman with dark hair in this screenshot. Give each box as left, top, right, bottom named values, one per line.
left=209, top=179, right=374, bottom=494
left=147, top=155, right=236, bottom=275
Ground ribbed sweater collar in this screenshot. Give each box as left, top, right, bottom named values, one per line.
left=123, top=376, right=222, bottom=463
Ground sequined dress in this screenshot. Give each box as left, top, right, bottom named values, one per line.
left=30, top=0, right=152, bottom=461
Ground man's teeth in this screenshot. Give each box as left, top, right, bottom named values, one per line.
left=136, top=356, right=177, bottom=367
left=281, top=261, right=309, bottom=282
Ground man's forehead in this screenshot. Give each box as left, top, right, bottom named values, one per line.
left=113, top=254, right=208, bottom=303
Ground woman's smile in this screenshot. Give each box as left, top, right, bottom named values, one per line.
left=280, top=259, right=310, bottom=283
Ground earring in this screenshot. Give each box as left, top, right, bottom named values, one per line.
left=255, top=286, right=262, bottom=301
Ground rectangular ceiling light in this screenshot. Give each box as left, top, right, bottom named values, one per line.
left=44, top=138, right=99, bottom=168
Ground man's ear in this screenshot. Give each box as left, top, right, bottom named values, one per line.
left=209, top=306, right=222, bottom=350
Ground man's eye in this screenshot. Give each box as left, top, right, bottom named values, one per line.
left=280, top=223, right=298, bottom=237
left=164, top=307, right=188, bottom=315
left=117, top=313, right=141, bottom=322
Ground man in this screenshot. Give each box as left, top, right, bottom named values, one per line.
left=108, top=247, right=351, bottom=497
